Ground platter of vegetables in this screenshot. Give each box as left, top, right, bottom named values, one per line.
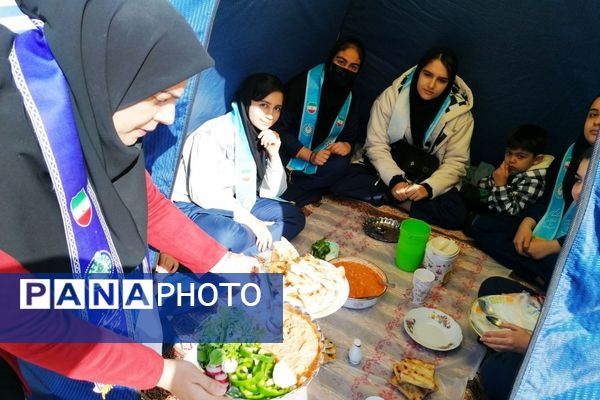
left=198, top=343, right=294, bottom=399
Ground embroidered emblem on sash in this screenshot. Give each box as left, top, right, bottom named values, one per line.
left=87, top=250, right=113, bottom=274
left=70, top=188, right=92, bottom=227
left=303, top=124, right=313, bottom=135
left=307, top=102, right=317, bottom=114
left=336, top=117, right=345, bottom=127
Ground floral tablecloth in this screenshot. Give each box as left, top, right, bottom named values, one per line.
left=291, top=198, right=510, bottom=400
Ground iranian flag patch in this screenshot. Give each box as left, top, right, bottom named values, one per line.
left=70, top=189, right=92, bottom=227
left=307, top=102, right=317, bottom=114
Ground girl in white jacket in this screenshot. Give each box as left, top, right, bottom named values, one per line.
left=172, top=74, right=305, bottom=254
left=365, top=47, right=474, bottom=229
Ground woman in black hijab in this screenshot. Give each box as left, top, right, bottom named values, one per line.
left=275, top=37, right=365, bottom=207
left=365, top=47, right=475, bottom=229
left=0, top=0, right=239, bottom=398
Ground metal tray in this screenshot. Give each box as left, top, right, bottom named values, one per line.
left=363, top=216, right=400, bottom=243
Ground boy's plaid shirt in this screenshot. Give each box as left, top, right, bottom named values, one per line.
left=478, top=168, right=547, bottom=215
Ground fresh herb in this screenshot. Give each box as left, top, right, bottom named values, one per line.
left=311, top=237, right=330, bottom=260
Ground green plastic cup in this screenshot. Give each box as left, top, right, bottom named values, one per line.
left=395, top=218, right=431, bottom=272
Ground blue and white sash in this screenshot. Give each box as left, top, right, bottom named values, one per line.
left=287, top=63, right=352, bottom=175
left=387, top=68, right=452, bottom=148
left=533, top=143, right=575, bottom=240
left=9, top=24, right=141, bottom=336
left=232, top=103, right=258, bottom=210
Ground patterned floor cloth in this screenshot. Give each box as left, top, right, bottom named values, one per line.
left=292, top=197, right=510, bottom=400
left=143, top=196, right=510, bottom=400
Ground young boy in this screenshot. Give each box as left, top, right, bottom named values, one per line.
left=462, top=124, right=553, bottom=216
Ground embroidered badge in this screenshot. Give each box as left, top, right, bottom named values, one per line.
left=70, top=188, right=92, bottom=227
left=307, top=102, right=317, bottom=114
left=87, top=250, right=113, bottom=274
left=92, top=383, right=113, bottom=400
left=303, top=124, right=313, bottom=135
left=336, top=117, right=345, bottom=127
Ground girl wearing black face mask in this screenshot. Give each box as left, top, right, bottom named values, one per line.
left=274, top=37, right=365, bottom=207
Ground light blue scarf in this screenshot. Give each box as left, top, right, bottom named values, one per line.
left=287, top=63, right=352, bottom=175
left=534, top=143, right=576, bottom=240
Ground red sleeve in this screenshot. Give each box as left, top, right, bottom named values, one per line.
left=145, top=171, right=227, bottom=272
left=0, top=251, right=164, bottom=390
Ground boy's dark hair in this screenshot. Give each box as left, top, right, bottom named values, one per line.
left=506, top=124, right=547, bottom=155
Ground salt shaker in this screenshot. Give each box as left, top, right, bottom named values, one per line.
left=348, top=338, right=362, bottom=365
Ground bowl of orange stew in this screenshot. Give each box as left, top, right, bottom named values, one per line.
left=330, top=257, right=388, bottom=309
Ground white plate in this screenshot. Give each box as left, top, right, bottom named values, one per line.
left=469, top=293, right=541, bottom=336
left=283, top=257, right=349, bottom=319
left=403, top=307, right=463, bottom=351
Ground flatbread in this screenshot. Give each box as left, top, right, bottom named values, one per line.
left=266, top=240, right=347, bottom=317
left=390, top=376, right=430, bottom=400
left=394, top=358, right=436, bottom=391
left=262, top=304, right=323, bottom=386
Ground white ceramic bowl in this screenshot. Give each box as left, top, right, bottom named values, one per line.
left=329, top=257, right=388, bottom=309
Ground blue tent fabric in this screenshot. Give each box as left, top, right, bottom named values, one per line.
left=512, top=142, right=600, bottom=399
left=339, top=0, right=600, bottom=164
left=190, top=0, right=351, bottom=133
left=143, top=0, right=221, bottom=197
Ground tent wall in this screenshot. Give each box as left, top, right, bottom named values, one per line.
left=340, top=0, right=600, bottom=164
left=188, top=0, right=351, bottom=133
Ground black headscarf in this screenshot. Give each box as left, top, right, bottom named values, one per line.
left=233, top=73, right=284, bottom=184
left=561, top=94, right=599, bottom=205
left=313, top=37, right=365, bottom=146
left=0, top=0, right=213, bottom=272
left=409, top=47, right=458, bottom=148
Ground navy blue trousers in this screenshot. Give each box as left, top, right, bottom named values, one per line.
left=282, top=154, right=351, bottom=207
left=175, top=197, right=305, bottom=255
left=466, top=213, right=557, bottom=286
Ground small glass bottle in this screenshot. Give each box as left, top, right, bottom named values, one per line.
left=348, top=338, right=362, bottom=365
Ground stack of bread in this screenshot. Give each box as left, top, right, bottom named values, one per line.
left=390, top=358, right=437, bottom=400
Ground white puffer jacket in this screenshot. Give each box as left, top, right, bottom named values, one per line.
left=365, top=66, right=474, bottom=198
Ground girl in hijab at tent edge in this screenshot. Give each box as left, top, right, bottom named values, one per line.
left=473, top=146, right=595, bottom=400
left=467, top=94, right=599, bottom=289
left=364, top=47, right=475, bottom=230
left=0, top=0, right=257, bottom=399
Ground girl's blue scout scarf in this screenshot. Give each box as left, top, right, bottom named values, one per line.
left=287, top=63, right=352, bottom=175
left=232, top=102, right=259, bottom=210
left=534, top=143, right=576, bottom=240
left=387, top=68, right=452, bottom=148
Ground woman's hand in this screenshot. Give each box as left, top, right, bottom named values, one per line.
left=391, top=181, right=410, bottom=201
left=309, top=149, right=331, bottom=166
left=327, top=141, right=351, bottom=157
left=402, top=184, right=429, bottom=202
left=258, top=129, right=281, bottom=159
left=391, top=183, right=428, bottom=202
left=157, top=359, right=228, bottom=400
left=245, top=217, right=274, bottom=253
left=525, top=237, right=561, bottom=259
left=156, top=253, right=180, bottom=273
left=480, top=323, right=531, bottom=354
left=513, top=217, right=536, bottom=255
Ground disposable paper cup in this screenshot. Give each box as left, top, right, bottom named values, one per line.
left=411, top=268, right=435, bottom=305
left=395, top=218, right=431, bottom=272
left=423, top=237, right=460, bottom=285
